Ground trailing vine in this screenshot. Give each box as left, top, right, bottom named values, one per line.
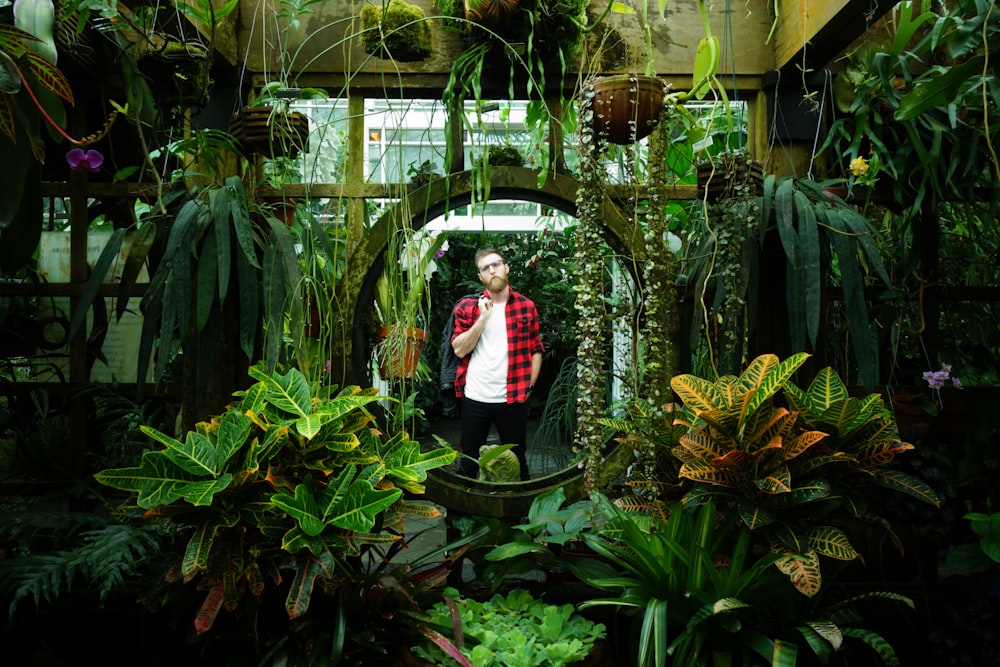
left=573, top=86, right=611, bottom=492
left=694, top=152, right=762, bottom=376
left=640, top=107, right=679, bottom=404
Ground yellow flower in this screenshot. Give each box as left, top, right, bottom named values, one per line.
left=849, top=156, right=869, bottom=177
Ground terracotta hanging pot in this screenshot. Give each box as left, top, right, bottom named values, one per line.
left=229, top=106, right=310, bottom=159
left=585, top=74, right=667, bottom=145
left=378, top=325, right=427, bottom=379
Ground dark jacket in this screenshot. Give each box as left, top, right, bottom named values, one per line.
left=439, top=294, right=479, bottom=389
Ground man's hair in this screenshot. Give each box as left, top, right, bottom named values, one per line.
left=474, top=248, right=505, bottom=266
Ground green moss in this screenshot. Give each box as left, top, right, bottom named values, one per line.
left=360, top=0, right=433, bottom=62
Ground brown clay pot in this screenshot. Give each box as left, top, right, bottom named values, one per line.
left=378, top=326, right=427, bottom=379
left=586, top=74, right=667, bottom=145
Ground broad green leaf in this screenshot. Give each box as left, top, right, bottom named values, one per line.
left=285, top=550, right=336, bottom=619
left=116, top=223, right=156, bottom=322
left=211, top=188, right=232, bottom=303
left=249, top=366, right=312, bottom=418
left=326, top=479, right=402, bottom=533
left=272, top=481, right=325, bottom=536
left=774, top=178, right=797, bottom=263
left=182, top=516, right=229, bottom=577
left=140, top=425, right=217, bottom=476
left=216, top=410, right=253, bottom=467
left=94, top=451, right=231, bottom=508
left=195, top=230, right=217, bottom=332
left=236, top=247, right=259, bottom=360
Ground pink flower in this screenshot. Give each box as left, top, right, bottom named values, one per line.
left=66, top=148, right=104, bottom=172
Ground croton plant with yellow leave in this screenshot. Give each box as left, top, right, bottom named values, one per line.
left=669, top=353, right=940, bottom=596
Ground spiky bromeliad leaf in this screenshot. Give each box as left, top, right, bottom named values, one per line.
left=797, top=621, right=842, bottom=658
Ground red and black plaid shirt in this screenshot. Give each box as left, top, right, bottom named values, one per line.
left=451, top=287, right=544, bottom=403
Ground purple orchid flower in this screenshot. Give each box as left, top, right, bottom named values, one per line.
left=66, top=148, right=104, bottom=172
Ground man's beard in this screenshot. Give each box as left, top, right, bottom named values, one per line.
left=485, top=275, right=508, bottom=292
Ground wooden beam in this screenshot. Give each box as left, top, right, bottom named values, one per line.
left=773, top=0, right=899, bottom=72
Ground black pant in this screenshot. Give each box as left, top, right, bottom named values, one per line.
left=458, top=397, right=529, bottom=480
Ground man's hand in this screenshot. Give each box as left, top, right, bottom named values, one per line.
left=478, top=296, right=493, bottom=320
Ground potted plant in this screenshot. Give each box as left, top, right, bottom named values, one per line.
left=93, top=363, right=459, bottom=662
left=229, top=83, right=326, bottom=159
left=359, top=0, right=433, bottom=62
left=440, top=0, right=589, bottom=178
left=582, top=0, right=721, bottom=145
left=374, top=227, right=449, bottom=379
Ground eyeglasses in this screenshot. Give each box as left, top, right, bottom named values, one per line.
left=478, top=260, right=504, bottom=274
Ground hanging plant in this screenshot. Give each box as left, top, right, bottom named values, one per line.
left=639, top=107, right=680, bottom=404
left=572, top=105, right=610, bottom=493
left=686, top=151, right=762, bottom=376
left=359, top=0, right=433, bottom=62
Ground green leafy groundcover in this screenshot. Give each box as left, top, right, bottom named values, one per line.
left=414, top=587, right=605, bottom=667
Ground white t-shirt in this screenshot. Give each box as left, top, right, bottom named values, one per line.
left=464, top=302, right=508, bottom=403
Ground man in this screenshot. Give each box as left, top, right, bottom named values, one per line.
left=451, top=249, right=543, bottom=480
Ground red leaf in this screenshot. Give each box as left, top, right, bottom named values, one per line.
left=195, top=585, right=225, bottom=634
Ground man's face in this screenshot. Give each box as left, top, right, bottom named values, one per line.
left=477, top=254, right=508, bottom=291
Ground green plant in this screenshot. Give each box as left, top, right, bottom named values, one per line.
left=578, top=497, right=798, bottom=667
left=0, top=490, right=173, bottom=618
left=823, top=0, right=999, bottom=218
left=441, top=0, right=589, bottom=184
left=669, top=353, right=940, bottom=597
left=412, top=586, right=606, bottom=667
left=946, top=504, right=1000, bottom=574
left=92, top=363, right=458, bottom=655
left=481, top=486, right=603, bottom=587
left=359, top=0, right=432, bottom=62
left=0, top=20, right=115, bottom=275
left=375, top=227, right=448, bottom=377
left=758, top=175, right=893, bottom=387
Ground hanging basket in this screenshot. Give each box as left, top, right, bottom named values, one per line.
left=229, top=106, right=310, bottom=159
left=696, top=155, right=765, bottom=200
left=377, top=325, right=427, bottom=379
left=136, top=45, right=212, bottom=113
left=585, top=74, right=667, bottom=145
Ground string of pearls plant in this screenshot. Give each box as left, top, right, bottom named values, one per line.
left=641, top=108, right=679, bottom=404
left=573, top=88, right=611, bottom=492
